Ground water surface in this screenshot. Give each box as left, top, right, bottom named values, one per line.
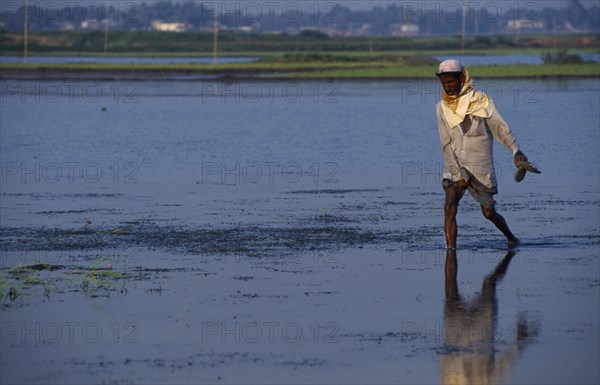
left=1, top=77, right=598, bottom=384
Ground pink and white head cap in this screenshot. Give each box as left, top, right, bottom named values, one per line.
left=437, top=59, right=464, bottom=76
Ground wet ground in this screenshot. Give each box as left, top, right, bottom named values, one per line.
left=1, top=78, right=599, bottom=384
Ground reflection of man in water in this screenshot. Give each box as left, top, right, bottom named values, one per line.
left=436, top=59, right=528, bottom=249
left=441, top=249, right=536, bottom=385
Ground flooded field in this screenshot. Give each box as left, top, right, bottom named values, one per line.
left=1, top=77, right=599, bottom=384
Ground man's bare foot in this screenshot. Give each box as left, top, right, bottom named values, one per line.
left=508, top=237, right=520, bottom=248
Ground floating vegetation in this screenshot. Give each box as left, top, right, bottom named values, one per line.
left=78, top=257, right=129, bottom=297
left=1, top=257, right=129, bottom=306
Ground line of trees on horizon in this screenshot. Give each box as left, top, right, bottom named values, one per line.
left=0, top=0, right=598, bottom=36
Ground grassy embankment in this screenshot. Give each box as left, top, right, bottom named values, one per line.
left=3, top=59, right=598, bottom=79
left=1, top=31, right=599, bottom=78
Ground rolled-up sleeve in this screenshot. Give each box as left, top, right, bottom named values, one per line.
left=437, top=103, right=468, bottom=182
left=485, top=106, right=520, bottom=155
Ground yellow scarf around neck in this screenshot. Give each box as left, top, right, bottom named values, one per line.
left=441, top=69, right=494, bottom=128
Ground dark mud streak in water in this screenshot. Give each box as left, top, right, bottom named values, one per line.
left=69, top=351, right=279, bottom=372
left=1, top=193, right=127, bottom=198
left=287, top=189, right=382, bottom=195
left=0, top=222, right=442, bottom=256
left=3, top=222, right=595, bottom=256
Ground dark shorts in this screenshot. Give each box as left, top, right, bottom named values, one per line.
left=442, top=175, right=498, bottom=209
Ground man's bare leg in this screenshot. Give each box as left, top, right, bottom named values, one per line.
left=481, top=206, right=520, bottom=247
left=444, top=184, right=464, bottom=249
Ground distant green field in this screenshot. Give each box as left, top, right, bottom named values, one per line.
left=2, top=61, right=598, bottom=79
left=1, top=30, right=599, bottom=55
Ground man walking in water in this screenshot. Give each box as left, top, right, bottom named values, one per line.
left=436, top=59, right=529, bottom=249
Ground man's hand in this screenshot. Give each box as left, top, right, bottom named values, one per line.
left=514, top=151, right=528, bottom=167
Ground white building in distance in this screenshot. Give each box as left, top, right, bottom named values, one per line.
left=152, top=21, right=189, bottom=32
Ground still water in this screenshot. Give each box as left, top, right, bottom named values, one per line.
left=0, top=77, right=598, bottom=384
left=1, top=78, right=598, bottom=193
